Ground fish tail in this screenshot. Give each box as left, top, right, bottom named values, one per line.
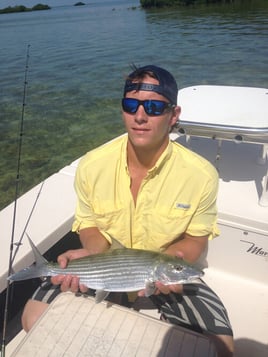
left=8, top=237, right=49, bottom=281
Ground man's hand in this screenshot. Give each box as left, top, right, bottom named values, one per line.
left=137, top=281, right=183, bottom=297
left=51, top=228, right=110, bottom=294
left=137, top=249, right=184, bottom=297
left=155, top=281, right=184, bottom=295
left=51, top=248, right=90, bottom=293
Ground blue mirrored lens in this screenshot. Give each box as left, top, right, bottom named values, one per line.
left=122, top=98, right=171, bottom=116
left=144, top=100, right=166, bottom=115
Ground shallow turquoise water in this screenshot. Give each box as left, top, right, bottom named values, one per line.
left=0, top=0, right=267, bottom=208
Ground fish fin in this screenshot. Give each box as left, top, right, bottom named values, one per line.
left=144, top=281, right=156, bottom=297
left=27, top=236, right=48, bottom=266
left=8, top=236, right=48, bottom=281
left=95, top=290, right=110, bottom=303
left=107, top=234, right=126, bottom=251
left=8, top=264, right=44, bottom=281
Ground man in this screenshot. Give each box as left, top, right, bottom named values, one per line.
left=22, top=65, right=234, bottom=356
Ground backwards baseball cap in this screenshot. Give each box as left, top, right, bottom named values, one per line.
left=123, top=65, right=178, bottom=105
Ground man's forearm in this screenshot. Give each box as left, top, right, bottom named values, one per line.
left=163, top=233, right=208, bottom=263
left=79, top=227, right=110, bottom=254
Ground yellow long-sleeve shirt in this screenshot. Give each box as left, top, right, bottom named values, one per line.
left=72, top=135, right=219, bottom=251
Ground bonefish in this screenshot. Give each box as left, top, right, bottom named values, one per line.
left=8, top=237, right=203, bottom=303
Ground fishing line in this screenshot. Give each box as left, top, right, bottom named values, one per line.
left=11, top=180, right=45, bottom=265
left=1, top=44, right=31, bottom=357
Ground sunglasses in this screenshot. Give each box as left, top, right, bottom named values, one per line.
left=122, top=98, right=174, bottom=116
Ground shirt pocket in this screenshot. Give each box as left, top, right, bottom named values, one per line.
left=144, top=207, right=194, bottom=250
left=91, top=200, right=127, bottom=241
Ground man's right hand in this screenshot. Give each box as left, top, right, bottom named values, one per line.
left=51, top=248, right=90, bottom=293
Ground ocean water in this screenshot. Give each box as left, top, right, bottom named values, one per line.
left=0, top=0, right=267, bottom=208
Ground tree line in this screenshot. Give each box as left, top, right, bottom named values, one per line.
left=140, top=0, right=235, bottom=7
left=0, top=4, right=50, bottom=14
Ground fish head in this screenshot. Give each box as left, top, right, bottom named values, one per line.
left=154, top=256, right=204, bottom=285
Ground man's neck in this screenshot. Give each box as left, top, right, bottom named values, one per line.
left=126, top=140, right=168, bottom=171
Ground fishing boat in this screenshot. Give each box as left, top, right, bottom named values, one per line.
left=1, top=85, right=267, bottom=356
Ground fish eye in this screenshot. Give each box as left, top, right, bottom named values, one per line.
left=173, top=265, right=183, bottom=272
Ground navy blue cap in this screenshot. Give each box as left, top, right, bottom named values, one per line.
left=124, top=65, right=178, bottom=105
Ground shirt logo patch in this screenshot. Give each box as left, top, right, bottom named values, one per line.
left=175, top=203, right=191, bottom=209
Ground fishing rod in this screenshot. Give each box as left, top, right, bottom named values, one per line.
left=11, top=181, right=45, bottom=266
left=1, top=44, right=31, bottom=357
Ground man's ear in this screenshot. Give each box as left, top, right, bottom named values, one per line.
left=170, top=105, right=181, bottom=127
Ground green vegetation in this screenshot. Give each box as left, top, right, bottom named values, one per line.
left=140, top=0, right=236, bottom=7
left=0, top=4, right=50, bottom=14
left=32, top=4, right=50, bottom=11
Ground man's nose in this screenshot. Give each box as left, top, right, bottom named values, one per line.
left=134, top=104, right=148, bottom=123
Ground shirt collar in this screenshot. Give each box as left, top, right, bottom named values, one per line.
left=148, top=140, right=173, bottom=175
left=122, top=135, right=173, bottom=176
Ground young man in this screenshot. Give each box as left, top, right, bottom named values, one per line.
left=22, top=65, right=234, bottom=356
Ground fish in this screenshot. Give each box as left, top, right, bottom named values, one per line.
left=8, top=237, right=204, bottom=303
